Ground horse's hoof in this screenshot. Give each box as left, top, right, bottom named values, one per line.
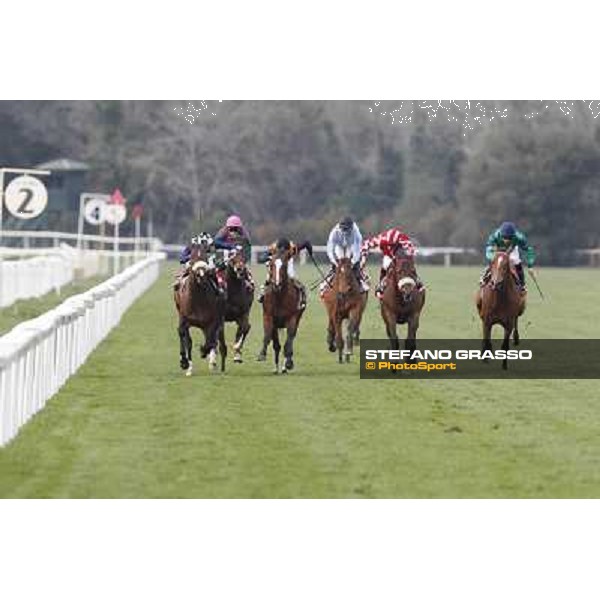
left=180, top=358, right=189, bottom=370
left=257, top=353, right=266, bottom=362
left=272, top=368, right=279, bottom=375
left=285, top=358, right=294, bottom=371
left=328, top=344, right=336, bottom=353
left=345, top=354, right=351, bottom=363
left=185, top=370, right=193, bottom=377
left=234, top=356, right=243, bottom=364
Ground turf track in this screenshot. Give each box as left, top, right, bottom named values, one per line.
left=1, top=263, right=599, bottom=498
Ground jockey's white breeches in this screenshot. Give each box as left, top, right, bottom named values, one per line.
left=382, top=255, right=393, bottom=269
left=287, top=258, right=296, bottom=278
left=508, top=247, right=521, bottom=265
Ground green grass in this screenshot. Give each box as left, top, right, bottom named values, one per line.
left=0, top=274, right=108, bottom=336
left=1, top=262, right=600, bottom=498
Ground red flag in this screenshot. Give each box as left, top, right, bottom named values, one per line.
left=132, top=204, right=143, bottom=220
left=111, top=188, right=126, bottom=205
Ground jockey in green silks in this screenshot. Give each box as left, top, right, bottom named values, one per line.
left=481, top=221, right=536, bottom=291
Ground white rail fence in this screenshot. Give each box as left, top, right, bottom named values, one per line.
left=0, top=229, right=164, bottom=308
left=0, top=252, right=165, bottom=447
left=0, top=253, right=75, bottom=308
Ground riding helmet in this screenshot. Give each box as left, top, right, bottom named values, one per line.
left=500, top=221, right=516, bottom=237
left=339, top=216, right=354, bottom=231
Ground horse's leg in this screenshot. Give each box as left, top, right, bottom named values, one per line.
left=513, top=316, right=520, bottom=346
left=178, top=317, right=191, bottom=373
left=345, top=307, right=361, bottom=363
left=405, top=313, right=420, bottom=355
left=327, top=316, right=336, bottom=352
left=482, top=319, right=493, bottom=362
left=283, top=316, right=299, bottom=372
left=383, top=309, right=399, bottom=351
left=257, top=315, right=272, bottom=361
left=205, top=322, right=219, bottom=372
left=502, top=322, right=512, bottom=370
left=336, top=317, right=344, bottom=364
left=272, top=327, right=282, bottom=374
left=219, top=323, right=227, bottom=372
left=234, top=315, right=251, bottom=363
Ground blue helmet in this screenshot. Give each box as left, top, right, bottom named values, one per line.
left=500, top=221, right=516, bottom=238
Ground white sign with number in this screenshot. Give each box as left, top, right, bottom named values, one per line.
left=105, top=203, right=127, bottom=225
left=4, top=175, right=48, bottom=219
left=82, top=195, right=109, bottom=225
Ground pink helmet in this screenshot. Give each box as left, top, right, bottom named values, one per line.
left=226, top=214, right=243, bottom=228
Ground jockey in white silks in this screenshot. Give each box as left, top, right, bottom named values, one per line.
left=321, top=216, right=369, bottom=293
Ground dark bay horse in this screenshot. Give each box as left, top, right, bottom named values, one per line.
left=174, top=258, right=227, bottom=376
left=256, top=251, right=305, bottom=374
left=321, top=256, right=368, bottom=363
left=379, top=251, right=426, bottom=353
left=475, top=249, right=526, bottom=370
left=223, top=249, right=254, bottom=363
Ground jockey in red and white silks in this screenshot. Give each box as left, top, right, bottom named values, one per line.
left=361, top=226, right=422, bottom=297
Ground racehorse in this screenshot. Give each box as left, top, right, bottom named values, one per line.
left=475, top=249, right=526, bottom=370
left=223, top=249, right=254, bottom=363
left=256, top=249, right=305, bottom=374
left=379, top=249, right=426, bottom=353
left=321, top=256, right=368, bottom=363
left=173, top=255, right=227, bottom=376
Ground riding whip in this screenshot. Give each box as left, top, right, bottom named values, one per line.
left=528, top=269, right=545, bottom=300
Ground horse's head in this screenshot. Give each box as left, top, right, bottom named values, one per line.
left=269, top=250, right=289, bottom=291
left=335, top=256, right=357, bottom=298
left=490, top=250, right=511, bottom=290
left=392, top=253, right=418, bottom=302
left=227, top=249, right=247, bottom=280
left=190, top=259, right=212, bottom=285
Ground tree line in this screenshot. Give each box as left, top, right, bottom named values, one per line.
left=1, top=100, right=599, bottom=264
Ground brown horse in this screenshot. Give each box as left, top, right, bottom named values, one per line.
left=379, top=251, right=426, bottom=353
left=321, top=256, right=368, bottom=363
left=174, top=257, right=227, bottom=376
left=223, top=249, right=254, bottom=363
left=475, top=249, right=526, bottom=370
left=256, top=251, right=305, bottom=374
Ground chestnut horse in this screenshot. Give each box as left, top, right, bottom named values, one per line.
left=256, top=251, right=305, bottom=374
left=173, top=258, right=227, bottom=376
left=321, top=256, right=368, bottom=363
left=475, top=249, right=526, bottom=370
left=223, top=249, right=254, bottom=363
left=379, top=250, right=426, bottom=353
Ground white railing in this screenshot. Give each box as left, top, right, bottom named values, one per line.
left=0, top=252, right=165, bottom=447
left=0, top=253, right=75, bottom=308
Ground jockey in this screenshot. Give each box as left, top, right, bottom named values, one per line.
left=174, top=232, right=236, bottom=294
left=481, top=221, right=536, bottom=290
left=257, top=237, right=312, bottom=310
left=324, top=216, right=369, bottom=292
left=214, top=214, right=252, bottom=262
left=214, top=214, right=255, bottom=291
left=361, top=226, right=422, bottom=297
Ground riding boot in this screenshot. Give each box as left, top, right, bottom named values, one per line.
left=295, top=281, right=307, bottom=310
left=375, top=268, right=387, bottom=297
left=257, top=283, right=266, bottom=303
left=353, top=264, right=369, bottom=293
left=479, top=265, right=491, bottom=287
left=515, top=264, right=526, bottom=291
